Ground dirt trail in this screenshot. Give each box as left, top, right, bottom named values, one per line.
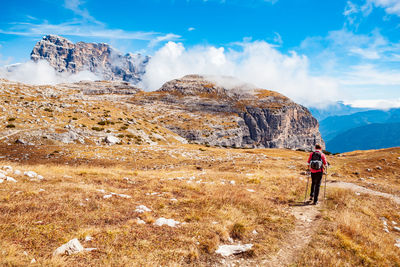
left=223, top=180, right=400, bottom=267
left=261, top=204, right=321, bottom=267
left=327, top=180, right=400, bottom=204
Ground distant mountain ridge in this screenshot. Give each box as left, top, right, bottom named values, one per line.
left=327, top=123, right=400, bottom=153
left=30, top=35, right=149, bottom=83
left=308, top=102, right=370, bottom=121
left=317, top=108, right=400, bottom=152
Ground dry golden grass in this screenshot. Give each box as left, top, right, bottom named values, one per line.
left=2, top=81, right=400, bottom=266
left=0, top=144, right=309, bottom=266
left=296, top=187, right=400, bottom=266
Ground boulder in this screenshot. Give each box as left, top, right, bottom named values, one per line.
left=53, top=238, right=84, bottom=256
left=105, top=135, right=120, bottom=145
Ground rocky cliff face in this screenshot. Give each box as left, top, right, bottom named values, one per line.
left=30, top=35, right=149, bottom=83
left=153, top=75, right=324, bottom=149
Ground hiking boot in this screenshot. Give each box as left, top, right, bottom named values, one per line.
left=309, top=197, right=313, bottom=202
left=312, top=201, right=318, bottom=205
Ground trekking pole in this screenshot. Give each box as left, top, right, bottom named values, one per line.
left=304, top=171, right=310, bottom=203
left=324, top=166, right=328, bottom=201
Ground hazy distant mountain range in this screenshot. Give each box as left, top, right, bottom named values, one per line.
left=310, top=104, right=400, bottom=153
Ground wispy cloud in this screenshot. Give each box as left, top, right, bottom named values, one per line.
left=344, top=98, right=400, bottom=109
left=188, top=27, right=196, bottom=32
left=341, top=64, right=400, bottom=86
left=201, top=0, right=278, bottom=5
left=0, top=0, right=180, bottom=49
left=63, top=0, right=102, bottom=25
left=0, top=20, right=180, bottom=43
left=300, top=27, right=400, bottom=102
left=367, top=0, right=400, bottom=16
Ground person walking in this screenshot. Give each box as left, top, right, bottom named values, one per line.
left=307, top=144, right=327, bottom=205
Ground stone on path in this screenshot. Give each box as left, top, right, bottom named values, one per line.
left=215, top=244, right=253, bottom=257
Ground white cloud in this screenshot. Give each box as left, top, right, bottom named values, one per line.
left=0, top=60, right=100, bottom=85
left=148, top=33, right=181, bottom=47
left=64, top=0, right=101, bottom=24
left=341, top=64, right=400, bottom=86
left=273, top=32, right=283, bottom=45
left=367, top=0, right=400, bottom=16
left=0, top=20, right=181, bottom=44
left=141, top=41, right=340, bottom=107
left=188, top=27, right=196, bottom=32
left=344, top=98, right=400, bottom=109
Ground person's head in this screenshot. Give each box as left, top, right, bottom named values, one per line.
left=315, top=144, right=322, bottom=150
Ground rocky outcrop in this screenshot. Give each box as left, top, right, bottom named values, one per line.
left=30, top=35, right=149, bottom=83
left=155, top=75, right=324, bottom=149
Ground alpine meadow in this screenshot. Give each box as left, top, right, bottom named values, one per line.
left=1, top=0, right=400, bottom=266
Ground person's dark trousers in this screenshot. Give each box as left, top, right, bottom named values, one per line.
left=310, top=172, right=323, bottom=203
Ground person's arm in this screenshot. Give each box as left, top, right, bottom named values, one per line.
left=322, top=154, right=328, bottom=173
left=307, top=153, right=312, bottom=170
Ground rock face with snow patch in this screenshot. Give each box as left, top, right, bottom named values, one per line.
left=31, top=35, right=149, bottom=83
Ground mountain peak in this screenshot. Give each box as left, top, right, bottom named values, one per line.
left=30, top=35, right=149, bottom=84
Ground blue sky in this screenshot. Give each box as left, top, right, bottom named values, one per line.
left=1, top=0, right=400, bottom=108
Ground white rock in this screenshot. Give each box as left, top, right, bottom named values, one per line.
left=2, top=166, right=12, bottom=171
left=14, top=170, right=22, bottom=176
left=53, top=238, right=84, bottom=256
left=135, top=205, right=152, bottom=213
left=394, top=226, right=400, bottom=232
left=230, top=180, right=236, bottom=185
left=30, top=258, right=36, bottom=264
left=84, top=248, right=97, bottom=252
left=84, top=236, right=93, bottom=242
left=116, top=193, right=131, bottom=199
left=103, top=194, right=113, bottom=199
left=136, top=218, right=146, bottom=224
left=154, top=218, right=180, bottom=227
left=252, top=230, right=258, bottom=235
left=39, top=189, right=45, bottom=192
left=97, top=189, right=106, bottom=193
left=24, top=171, right=37, bottom=178
left=355, top=192, right=361, bottom=196
left=6, top=177, right=17, bottom=183
left=246, top=189, right=255, bottom=193
left=105, top=135, right=120, bottom=145
left=0, top=173, right=5, bottom=179
left=215, top=244, right=253, bottom=257
left=170, top=198, right=178, bottom=202
left=393, top=221, right=398, bottom=225
left=37, top=175, right=44, bottom=180
left=0, top=179, right=3, bottom=183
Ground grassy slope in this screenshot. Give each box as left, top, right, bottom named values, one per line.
left=0, top=145, right=399, bottom=266
left=1, top=81, right=400, bottom=266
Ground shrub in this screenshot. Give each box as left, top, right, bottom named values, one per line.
left=6, top=124, right=15, bottom=128
left=230, top=223, right=246, bottom=240
left=44, top=108, right=53, bottom=112
left=7, top=118, right=16, bottom=122
left=91, top=127, right=103, bottom=131
left=119, top=126, right=128, bottom=131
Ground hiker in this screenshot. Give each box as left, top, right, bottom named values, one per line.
left=307, top=144, right=327, bottom=205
